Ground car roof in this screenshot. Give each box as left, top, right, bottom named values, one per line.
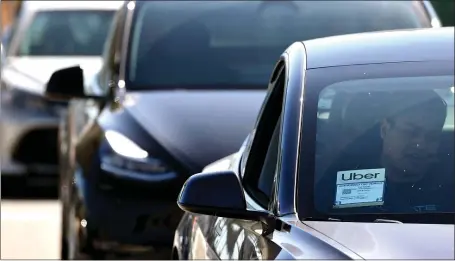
left=21, top=1, right=124, bottom=12
left=302, top=27, right=455, bottom=69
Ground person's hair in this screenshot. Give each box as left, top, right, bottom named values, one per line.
left=385, top=90, right=447, bottom=126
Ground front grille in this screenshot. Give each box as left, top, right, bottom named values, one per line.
left=97, top=173, right=185, bottom=200
left=12, top=128, right=58, bottom=165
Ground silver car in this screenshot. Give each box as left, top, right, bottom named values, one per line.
left=1, top=1, right=122, bottom=178
left=174, top=26, right=454, bottom=260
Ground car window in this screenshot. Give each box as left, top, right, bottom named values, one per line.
left=242, top=63, right=286, bottom=207
left=126, top=1, right=429, bottom=90
left=17, top=10, right=115, bottom=56
left=256, top=118, right=281, bottom=199
left=298, top=61, right=454, bottom=222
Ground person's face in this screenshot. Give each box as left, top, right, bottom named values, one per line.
left=380, top=108, right=444, bottom=181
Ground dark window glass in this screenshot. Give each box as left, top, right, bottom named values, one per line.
left=18, top=10, right=115, bottom=56
left=127, top=1, right=429, bottom=90
left=298, top=61, right=454, bottom=224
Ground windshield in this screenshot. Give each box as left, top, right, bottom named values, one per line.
left=17, top=10, right=114, bottom=56
left=127, top=1, right=430, bottom=90
left=299, top=61, right=454, bottom=224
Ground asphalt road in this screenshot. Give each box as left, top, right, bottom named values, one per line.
left=1, top=200, right=62, bottom=259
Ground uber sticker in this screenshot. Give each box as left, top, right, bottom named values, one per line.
left=333, top=168, right=386, bottom=208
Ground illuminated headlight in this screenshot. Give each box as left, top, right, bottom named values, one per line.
left=105, top=130, right=148, bottom=159
left=102, top=130, right=171, bottom=174
left=1, top=83, right=47, bottom=110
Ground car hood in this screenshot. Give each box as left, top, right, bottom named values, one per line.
left=306, top=221, right=455, bottom=259
left=125, top=90, right=266, bottom=171
left=1, top=56, right=103, bottom=94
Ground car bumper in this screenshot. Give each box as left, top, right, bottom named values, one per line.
left=75, top=170, right=183, bottom=253
left=0, top=107, right=60, bottom=176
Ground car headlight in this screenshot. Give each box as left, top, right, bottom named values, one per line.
left=105, top=130, right=148, bottom=159
left=101, top=130, right=172, bottom=174
left=1, top=83, right=47, bottom=110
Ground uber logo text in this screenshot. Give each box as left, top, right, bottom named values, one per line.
left=341, top=172, right=381, bottom=181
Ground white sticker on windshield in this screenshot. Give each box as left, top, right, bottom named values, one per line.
left=333, top=168, right=386, bottom=208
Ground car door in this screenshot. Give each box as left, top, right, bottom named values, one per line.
left=208, top=60, right=287, bottom=260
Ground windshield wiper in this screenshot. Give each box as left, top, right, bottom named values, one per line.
left=303, top=217, right=404, bottom=224
left=373, top=218, right=403, bottom=224
left=302, top=217, right=343, bottom=222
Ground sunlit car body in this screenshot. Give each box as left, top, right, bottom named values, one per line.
left=48, top=0, right=439, bottom=259
left=174, top=27, right=454, bottom=260
left=0, top=1, right=121, bottom=180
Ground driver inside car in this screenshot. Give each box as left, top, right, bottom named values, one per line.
left=316, top=90, right=454, bottom=213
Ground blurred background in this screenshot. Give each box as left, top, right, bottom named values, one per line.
left=1, top=0, right=454, bottom=259
left=2, top=0, right=455, bottom=34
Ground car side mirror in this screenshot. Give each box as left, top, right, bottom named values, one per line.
left=45, top=66, right=104, bottom=101
left=177, top=170, right=269, bottom=221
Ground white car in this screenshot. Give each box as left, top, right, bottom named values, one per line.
left=0, top=1, right=123, bottom=180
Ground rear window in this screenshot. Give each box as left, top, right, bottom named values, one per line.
left=127, top=1, right=429, bottom=89
left=18, top=10, right=114, bottom=56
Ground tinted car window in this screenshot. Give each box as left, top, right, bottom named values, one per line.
left=127, top=1, right=429, bottom=89
left=17, top=10, right=114, bottom=56
left=299, top=62, right=454, bottom=222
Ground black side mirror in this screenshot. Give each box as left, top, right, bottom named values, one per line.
left=177, top=171, right=269, bottom=221
left=45, top=66, right=104, bottom=101
left=45, top=66, right=85, bottom=101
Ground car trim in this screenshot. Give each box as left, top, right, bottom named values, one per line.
left=274, top=41, right=307, bottom=216
left=119, top=1, right=134, bottom=84
left=100, top=162, right=178, bottom=182
left=421, top=0, right=442, bottom=27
